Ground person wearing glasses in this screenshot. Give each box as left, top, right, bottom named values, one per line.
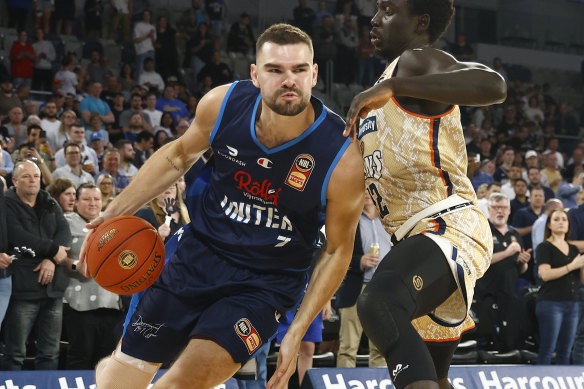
left=51, top=142, right=95, bottom=188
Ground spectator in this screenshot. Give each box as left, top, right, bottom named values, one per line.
left=85, top=50, right=109, bottom=85
left=115, top=139, right=138, bottom=181
left=96, top=173, right=115, bottom=210
left=555, top=103, right=580, bottom=138
left=0, top=173, right=11, bottom=329
left=153, top=128, right=171, bottom=150
left=109, top=92, right=126, bottom=144
left=119, top=63, right=136, bottom=92
left=7, top=0, right=31, bottom=32
left=184, top=21, right=215, bottom=79
left=494, top=146, right=514, bottom=183
left=313, top=15, right=338, bottom=83
left=88, top=131, right=105, bottom=169
left=206, top=0, right=225, bottom=37
left=134, top=9, right=156, bottom=77
left=475, top=193, right=531, bottom=351
left=543, top=137, right=564, bottom=169
left=186, top=95, right=198, bottom=119
left=143, top=92, right=162, bottom=127
left=500, top=165, right=522, bottom=200
left=109, top=0, right=132, bottom=42
left=54, top=55, right=79, bottom=96
left=47, top=177, right=76, bottom=214
left=450, top=33, right=475, bottom=61
left=512, top=186, right=545, bottom=251
left=176, top=0, right=207, bottom=41
left=526, top=166, right=555, bottom=201
left=492, top=57, right=508, bottom=82
left=532, top=198, right=564, bottom=264
left=564, top=147, right=584, bottom=183
left=54, top=123, right=99, bottom=175
left=86, top=112, right=110, bottom=147
left=197, top=50, right=233, bottom=88
left=541, top=151, right=562, bottom=194
left=12, top=123, right=54, bottom=168
left=471, top=159, right=495, bottom=190
left=10, top=31, right=36, bottom=91
left=31, top=29, right=56, bottom=92
left=313, top=0, right=333, bottom=29
left=227, top=13, right=255, bottom=56
left=535, top=209, right=584, bottom=364
left=0, top=143, right=15, bottom=178
left=63, top=182, right=124, bottom=369
left=176, top=119, right=189, bottom=138
left=47, top=110, right=77, bottom=152
left=100, top=75, right=121, bottom=109
left=54, top=0, right=75, bottom=36
left=336, top=191, right=387, bottom=368
left=2, top=160, right=71, bottom=370
left=84, top=0, right=104, bottom=38
left=524, top=95, right=545, bottom=125
left=293, top=0, right=316, bottom=36
left=132, top=130, right=153, bottom=168
left=96, top=148, right=129, bottom=193
left=40, top=101, right=61, bottom=146
left=135, top=181, right=189, bottom=242
left=1, top=106, right=27, bottom=150
left=154, top=15, right=180, bottom=82
left=51, top=142, right=95, bottom=188
left=79, top=81, right=115, bottom=131
left=510, top=177, right=530, bottom=219
left=119, top=93, right=153, bottom=133
left=0, top=74, right=23, bottom=118
left=155, top=85, right=188, bottom=125
left=138, top=58, right=165, bottom=93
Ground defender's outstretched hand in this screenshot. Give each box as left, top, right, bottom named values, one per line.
left=343, top=81, right=394, bottom=141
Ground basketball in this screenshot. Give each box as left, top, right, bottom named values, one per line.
left=85, top=215, right=165, bottom=295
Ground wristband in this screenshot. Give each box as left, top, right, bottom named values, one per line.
left=71, top=260, right=80, bottom=271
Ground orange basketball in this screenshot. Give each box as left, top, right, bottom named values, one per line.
left=85, top=215, right=165, bottom=295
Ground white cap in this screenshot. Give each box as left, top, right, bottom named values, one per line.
left=525, top=150, right=538, bottom=159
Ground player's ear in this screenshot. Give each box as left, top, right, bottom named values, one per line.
left=311, top=63, right=318, bottom=88
left=416, top=13, right=430, bottom=34
left=250, top=64, right=260, bottom=88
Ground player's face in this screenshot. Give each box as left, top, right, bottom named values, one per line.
left=370, top=0, right=420, bottom=61
left=76, top=188, right=102, bottom=220
left=251, top=42, right=317, bottom=117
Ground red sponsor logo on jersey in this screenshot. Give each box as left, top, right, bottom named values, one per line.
left=234, top=318, right=262, bottom=354
left=285, top=154, right=315, bottom=191
left=234, top=170, right=282, bottom=205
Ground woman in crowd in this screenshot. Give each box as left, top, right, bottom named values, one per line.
left=134, top=182, right=189, bottom=243
left=63, top=183, right=124, bottom=369
left=154, top=112, right=175, bottom=137
left=119, top=63, right=135, bottom=92
left=47, top=178, right=76, bottom=214
left=536, top=209, right=584, bottom=364
left=96, top=174, right=115, bottom=211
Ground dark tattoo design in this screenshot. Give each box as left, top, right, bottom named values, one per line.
left=166, top=156, right=180, bottom=172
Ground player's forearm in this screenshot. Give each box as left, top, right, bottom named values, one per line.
left=103, top=140, right=200, bottom=218
left=388, top=68, right=506, bottom=107
left=287, top=245, right=352, bottom=338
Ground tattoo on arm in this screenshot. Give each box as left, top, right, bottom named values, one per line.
left=166, top=156, right=180, bottom=172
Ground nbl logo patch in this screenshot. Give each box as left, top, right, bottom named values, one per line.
left=285, top=154, right=315, bottom=191
left=234, top=318, right=262, bottom=354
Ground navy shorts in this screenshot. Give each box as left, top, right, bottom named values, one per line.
left=276, top=309, right=323, bottom=344
left=121, top=225, right=307, bottom=364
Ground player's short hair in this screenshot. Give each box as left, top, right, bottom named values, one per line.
left=256, top=23, right=313, bottom=59
left=407, top=0, right=454, bottom=44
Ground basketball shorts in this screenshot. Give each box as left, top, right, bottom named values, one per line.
left=121, top=224, right=307, bottom=364
left=276, top=309, right=323, bottom=344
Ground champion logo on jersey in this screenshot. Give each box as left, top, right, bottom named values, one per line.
left=285, top=154, right=315, bottom=191
left=257, top=157, right=273, bottom=168
left=234, top=318, right=262, bottom=354
left=358, top=116, right=378, bottom=140
left=227, top=145, right=238, bottom=156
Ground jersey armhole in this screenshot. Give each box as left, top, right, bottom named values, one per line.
left=320, top=137, right=352, bottom=210
left=209, top=81, right=239, bottom=145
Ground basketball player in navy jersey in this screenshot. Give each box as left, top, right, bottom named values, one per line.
left=80, top=23, right=364, bottom=389
left=344, top=1, right=506, bottom=389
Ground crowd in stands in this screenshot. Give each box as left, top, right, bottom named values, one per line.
left=0, top=0, right=583, bottom=379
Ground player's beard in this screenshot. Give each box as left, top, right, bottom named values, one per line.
left=264, top=87, right=309, bottom=116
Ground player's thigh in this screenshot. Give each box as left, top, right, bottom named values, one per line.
left=152, top=337, right=240, bottom=389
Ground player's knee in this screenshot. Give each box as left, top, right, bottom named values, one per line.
left=95, top=346, right=159, bottom=389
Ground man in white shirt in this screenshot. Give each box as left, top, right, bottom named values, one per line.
left=115, top=139, right=138, bottom=181
left=143, top=92, right=162, bottom=127
left=138, top=58, right=164, bottom=93
left=40, top=101, right=61, bottom=143
left=54, top=123, right=98, bottom=175
left=32, top=29, right=56, bottom=92
left=134, top=9, right=156, bottom=77
left=51, top=142, right=95, bottom=187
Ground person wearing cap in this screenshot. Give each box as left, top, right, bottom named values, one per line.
left=51, top=142, right=95, bottom=188
left=471, top=158, right=495, bottom=191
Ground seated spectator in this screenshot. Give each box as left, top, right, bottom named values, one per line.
left=154, top=128, right=171, bottom=150
left=227, top=13, right=255, bottom=56
left=40, top=102, right=62, bottom=147
left=555, top=103, right=580, bottom=138
left=450, top=33, right=475, bottom=61
left=109, top=92, right=126, bottom=145
left=155, top=86, right=188, bottom=126
left=119, top=63, right=136, bottom=92
left=51, top=142, right=95, bottom=188
left=541, top=151, right=562, bottom=194
left=115, top=139, right=138, bottom=181
left=63, top=182, right=124, bottom=369
left=510, top=178, right=530, bottom=220
left=526, top=167, right=555, bottom=202
left=176, top=119, right=189, bottom=138
left=132, top=130, right=154, bottom=169
left=79, top=81, right=115, bottom=131
left=143, top=92, right=163, bottom=128
left=138, top=58, right=165, bottom=94
left=96, top=148, right=129, bottom=193
left=197, top=50, right=233, bottom=88
left=471, top=159, right=495, bottom=191
left=501, top=165, right=522, bottom=200
left=564, top=147, right=584, bottom=183
left=543, top=137, right=564, bottom=169
left=535, top=209, right=584, bottom=364
left=2, top=160, right=71, bottom=371
left=557, top=171, right=584, bottom=210
left=475, top=193, right=531, bottom=351
left=96, top=173, right=115, bottom=211
left=54, top=123, right=99, bottom=175
left=135, top=181, right=189, bottom=243
left=88, top=131, right=105, bottom=170
left=494, top=146, right=514, bottom=183
left=85, top=50, right=109, bottom=85
left=86, top=113, right=110, bottom=148
left=54, top=55, right=79, bottom=96
left=0, top=142, right=15, bottom=178
left=47, top=177, right=76, bottom=214
left=1, top=106, right=27, bottom=150
left=119, top=93, right=153, bottom=134
left=48, top=110, right=77, bottom=152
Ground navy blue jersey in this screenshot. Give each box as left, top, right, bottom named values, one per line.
left=185, top=80, right=350, bottom=273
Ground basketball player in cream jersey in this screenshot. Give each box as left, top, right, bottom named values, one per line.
left=344, top=1, right=507, bottom=388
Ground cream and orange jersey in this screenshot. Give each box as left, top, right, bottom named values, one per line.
left=358, top=57, right=478, bottom=237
